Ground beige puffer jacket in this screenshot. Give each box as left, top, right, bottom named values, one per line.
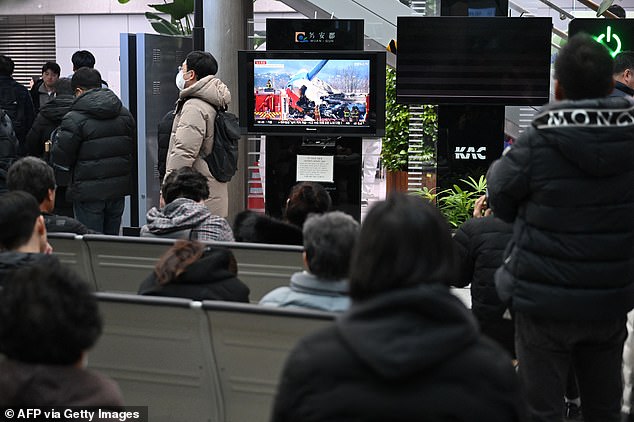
left=165, top=75, right=231, bottom=217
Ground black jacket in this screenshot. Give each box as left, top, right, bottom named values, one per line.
left=488, top=97, right=634, bottom=321
left=272, top=284, right=523, bottom=422
left=609, top=81, right=634, bottom=98
left=157, top=109, right=174, bottom=182
left=43, top=212, right=91, bottom=235
left=51, top=88, right=135, bottom=201
left=0, top=75, right=35, bottom=149
left=0, top=252, right=56, bottom=287
left=0, top=109, right=18, bottom=194
left=138, top=246, right=250, bottom=302
left=25, top=94, right=74, bottom=158
left=233, top=210, right=302, bottom=246
left=453, top=216, right=513, bottom=321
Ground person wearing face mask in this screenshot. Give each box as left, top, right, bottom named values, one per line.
left=165, top=50, right=231, bottom=218
left=50, top=67, right=135, bottom=235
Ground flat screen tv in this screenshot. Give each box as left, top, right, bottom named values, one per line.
left=238, top=50, right=386, bottom=136
left=396, top=17, right=552, bottom=106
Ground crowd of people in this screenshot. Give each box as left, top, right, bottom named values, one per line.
left=1, top=33, right=634, bottom=422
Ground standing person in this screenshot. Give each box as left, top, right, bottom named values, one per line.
left=610, top=51, right=634, bottom=98
left=165, top=50, right=231, bottom=217
left=51, top=67, right=135, bottom=235
left=29, top=61, right=60, bottom=114
left=453, top=194, right=515, bottom=358
left=271, top=194, right=522, bottom=422
left=487, top=34, right=634, bottom=422
left=0, top=109, right=18, bottom=194
left=0, top=54, right=35, bottom=152
left=70, top=50, right=108, bottom=87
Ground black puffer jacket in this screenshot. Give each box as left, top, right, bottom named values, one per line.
left=0, top=109, right=18, bottom=194
left=138, top=246, right=249, bottom=302
left=51, top=88, right=135, bottom=201
left=25, top=94, right=74, bottom=158
left=488, top=97, right=634, bottom=321
left=272, top=284, right=523, bottom=422
left=453, top=215, right=513, bottom=320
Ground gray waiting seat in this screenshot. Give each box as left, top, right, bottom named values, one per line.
left=90, top=293, right=223, bottom=422
left=47, top=233, right=95, bottom=289
left=202, top=301, right=334, bottom=422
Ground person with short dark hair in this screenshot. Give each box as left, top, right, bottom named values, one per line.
left=487, top=33, right=634, bottom=422
left=141, top=167, right=234, bottom=241
left=233, top=181, right=332, bottom=245
left=0, top=54, right=35, bottom=151
left=71, top=50, right=96, bottom=71
left=271, top=194, right=522, bottom=421
left=260, top=211, right=358, bottom=312
left=0, top=262, right=124, bottom=405
left=0, top=190, right=52, bottom=286
left=608, top=3, right=626, bottom=18
left=138, top=240, right=249, bottom=302
left=50, top=67, right=135, bottom=235
left=7, top=157, right=90, bottom=235
left=29, top=61, right=60, bottom=114
left=165, top=50, right=230, bottom=217
left=610, top=51, right=634, bottom=97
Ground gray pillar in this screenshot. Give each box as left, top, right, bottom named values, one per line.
left=204, top=0, right=253, bottom=222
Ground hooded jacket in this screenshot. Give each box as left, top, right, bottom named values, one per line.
left=272, top=284, right=522, bottom=422
left=165, top=75, right=231, bottom=217
left=141, top=197, right=234, bottom=242
left=138, top=246, right=249, bottom=302
left=259, top=271, right=351, bottom=312
left=0, top=359, right=123, bottom=406
left=25, top=94, right=74, bottom=158
left=487, top=97, right=634, bottom=321
left=51, top=88, right=135, bottom=202
left=0, top=252, right=55, bottom=287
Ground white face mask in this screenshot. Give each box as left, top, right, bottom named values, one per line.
left=176, top=70, right=187, bottom=91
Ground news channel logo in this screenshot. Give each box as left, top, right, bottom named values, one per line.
left=295, top=32, right=309, bottom=43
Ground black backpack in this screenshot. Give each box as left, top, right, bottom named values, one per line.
left=204, top=105, right=240, bottom=183
left=0, top=85, right=23, bottom=140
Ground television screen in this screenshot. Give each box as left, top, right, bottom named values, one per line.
left=396, top=17, right=552, bottom=106
left=238, top=50, right=386, bottom=136
left=266, top=19, right=364, bottom=50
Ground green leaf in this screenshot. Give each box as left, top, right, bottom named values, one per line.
left=149, top=0, right=194, bottom=20
left=145, top=12, right=182, bottom=35
left=117, top=0, right=131, bottom=3
left=597, top=0, right=615, bottom=16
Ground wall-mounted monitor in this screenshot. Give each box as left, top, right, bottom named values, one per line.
left=396, top=17, right=552, bottom=106
left=238, top=50, right=386, bottom=137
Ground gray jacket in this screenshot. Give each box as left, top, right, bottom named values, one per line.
left=259, top=271, right=350, bottom=312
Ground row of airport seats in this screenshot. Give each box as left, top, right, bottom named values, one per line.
left=47, top=233, right=471, bottom=420
left=47, top=233, right=306, bottom=302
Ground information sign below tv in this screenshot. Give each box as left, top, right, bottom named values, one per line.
left=238, top=50, right=386, bottom=136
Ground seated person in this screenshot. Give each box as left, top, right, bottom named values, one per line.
left=0, top=262, right=124, bottom=405
left=138, top=240, right=249, bottom=302
left=259, top=211, right=358, bottom=312
left=0, top=190, right=53, bottom=286
left=271, top=194, right=522, bottom=421
left=142, top=167, right=234, bottom=241
left=7, top=157, right=91, bottom=235
left=234, top=181, right=331, bottom=245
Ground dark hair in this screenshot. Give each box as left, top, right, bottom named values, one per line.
left=41, top=61, right=60, bottom=76
left=71, top=50, right=96, bottom=70
left=555, top=33, right=614, bottom=100
left=608, top=4, right=626, bottom=18
left=303, top=211, right=359, bottom=279
left=71, top=67, right=102, bottom=91
left=7, top=157, right=56, bottom=204
left=54, top=77, right=74, bottom=96
left=614, top=51, right=634, bottom=75
left=0, top=191, right=41, bottom=251
left=161, top=167, right=209, bottom=204
left=349, top=194, right=457, bottom=301
left=154, top=240, right=237, bottom=285
left=0, top=54, right=15, bottom=76
left=0, top=261, right=102, bottom=365
left=186, top=51, right=218, bottom=79
left=285, top=182, right=332, bottom=228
